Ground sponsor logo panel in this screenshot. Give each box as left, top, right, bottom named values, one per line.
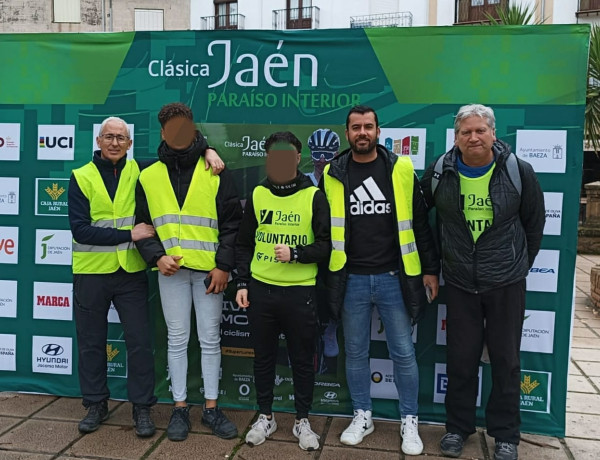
left=0, top=333, right=16, bottom=371
left=0, top=123, right=21, bottom=161
left=0, top=177, right=19, bottom=215
left=0, top=280, right=18, bottom=318
left=37, top=125, right=75, bottom=161
left=35, top=178, right=69, bottom=216
left=527, top=249, right=560, bottom=293
left=107, top=340, right=127, bottom=378
left=369, top=358, right=398, bottom=400
left=521, top=310, right=555, bottom=354
left=436, top=304, right=447, bottom=346
left=380, top=128, right=427, bottom=170
left=35, top=229, right=72, bottom=265
left=543, top=192, right=563, bottom=236
left=515, top=129, right=567, bottom=173
left=33, top=282, right=73, bottom=321
left=520, top=370, right=551, bottom=413
left=0, top=226, right=19, bottom=264
left=107, top=302, right=121, bottom=323
left=32, top=335, right=72, bottom=374
left=434, top=363, right=482, bottom=406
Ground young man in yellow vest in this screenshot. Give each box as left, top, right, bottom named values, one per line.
left=136, top=102, right=242, bottom=442
left=69, top=117, right=157, bottom=437
left=70, top=116, right=223, bottom=437
left=321, top=105, right=440, bottom=456
left=235, top=131, right=331, bottom=451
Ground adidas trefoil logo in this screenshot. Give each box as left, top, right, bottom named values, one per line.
left=349, top=176, right=391, bottom=216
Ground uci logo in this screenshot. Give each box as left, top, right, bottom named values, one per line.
left=324, top=391, right=337, bottom=400
left=42, top=344, right=64, bottom=356
left=39, top=136, right=73, bottom=149
left=371, top=371, right=383, bottom=384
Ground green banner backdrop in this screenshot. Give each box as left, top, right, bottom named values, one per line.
left=0, top=25, right=589, bottom=437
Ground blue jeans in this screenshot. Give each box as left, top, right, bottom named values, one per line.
left=158, top=269, right=223, bottom=402
left=342, top=271, right=419, bottom=417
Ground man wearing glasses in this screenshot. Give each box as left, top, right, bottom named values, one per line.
left=69, top=116, right=222, bottom=438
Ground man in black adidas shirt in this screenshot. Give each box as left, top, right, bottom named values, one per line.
left=321, top=105, right=440, bottom=456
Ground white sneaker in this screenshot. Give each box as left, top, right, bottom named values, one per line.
left=293, top=418, right=320, bottom=451
left=340, top=409, right=374, bottom=445
left=401, top=415, right=423, bottom=455
left=245, top=414, right=277, bottom=447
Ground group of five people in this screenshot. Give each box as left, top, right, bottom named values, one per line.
left=68, top=102, right=545, bottom=460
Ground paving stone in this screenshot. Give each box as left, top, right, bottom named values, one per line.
left=325, top=415, right=400, bottom=451
left=569, top=362, right=583, bottom=375
left=571, top=337, right=600, bottom=348
left=568, top=375, right=597, bottom=393
left=0, top=393, right=57, bottom=417
left=485, top=432, right=567, bottom=460
left=565, top=413, right=600, bottom=439
left=0, top=416, right=21, bottom=436
left=576, top=361, right=600, bottom=377
left=566, top=392, right=600, bottom=414
left=0, top=419, right=79, bottom=454
left=571, top=348, right=600, bottom=362
left=318, top=445, right=400, bottom=459
left=0, top=453, right=53, bottom=460
left=236, top=439, right=319, bottom=459
left=33, top=397, right=121, bottom=422
left=66, top=425, right=162, bottom=459
left=147, top=432, right=240, bottom=459
left=564, top=437, right=600, bottom=460
left=572, top=327, right=598, bottom=338
left=107, top=401, right=171, bottom=430
left=588, top=376, right=600, bottom=390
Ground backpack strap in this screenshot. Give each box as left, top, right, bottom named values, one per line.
left=431, top=153, right=446, bottom=196
left=505, top=153, right=522, bottom=196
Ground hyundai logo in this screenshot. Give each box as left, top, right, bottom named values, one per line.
left=324, top=391, right=337, bottom=399
left=42, top=344, right=64, bottom=356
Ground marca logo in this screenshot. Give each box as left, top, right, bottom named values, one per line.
left=350, top=177, right=391, bottom=216
left=0, top=123, right=20, bottom=161
left=385, top=136, right=419, bottom=156
left=520, top=370, right=551, bottom=413
left=33, top=282, right=73, bottom=321
left=260, top=209, right=273, bottom=224
left=0, top=226, right=19, bottom=264
left=324, top=391, right=337, bottom=399
left=529, top=267, right=555, bottom=273
left=543, top=192, right=563, bottom=236
left=223, top=135, right=266, bottom=157
left=0, top=334, right=16, bottom=371
left=380, top=128, right=426, bottom=169
left=0, top=280, right=17, bottom=318
left=434, top=363, right=482, bottom=406
left=527, top=249, right=559, bottom=293
left=42, top=344, right=64, bottom=356
left=238, top=384, right=251, bottom=397
left=35, top=229, right=72, bottom=265
left=515, top=130, right=567, bottom=174
left=370, top=358, right=399, bottom=400
left=371, top=371, right=383, bottom=383
left=107, top=340, right=127, bottom=378
left=37, top=125, right=75, bottom=161
left=35, top=179, right=70, bottom=216
left=0, top=177, right=19, bottom=215
left=521, top=310, right=555, bottom=354
left=32, top=335, right=72, bottom=375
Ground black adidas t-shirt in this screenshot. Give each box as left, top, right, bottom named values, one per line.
left=346, top=153, right=399, bottom=274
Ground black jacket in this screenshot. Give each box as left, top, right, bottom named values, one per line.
left=135, top=133, right=242, bottom=272
left=321, top=145, right=440, bottom=322
left=235, top=172, right=331, bottom=288
left=419, top=140, right=545, bottom=293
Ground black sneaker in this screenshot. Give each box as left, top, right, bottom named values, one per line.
left=495, top=441, right=518, bottom=460
left=440, top=432, right=464, bottom=458
left=167, top=406, right=191, bottom=442
left=132, top=404, right=156, bottom=438
left=78, top=401, right=109, bottom=433
left=202, top=406, right=238, bottom=439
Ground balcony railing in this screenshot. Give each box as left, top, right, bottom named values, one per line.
left=350, top=12, right=413, bottom=28
left=273, top=6, right=320, bottom=30
left=455, top=0, right=508, bottom=24
left=578, top=0, right=600, bottom=15
left=200, top=14, right=245, bottom=30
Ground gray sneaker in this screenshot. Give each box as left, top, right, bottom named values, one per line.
left=293, top=418, right=320, bottom=451
left=246, top=414, right=277, bottom=447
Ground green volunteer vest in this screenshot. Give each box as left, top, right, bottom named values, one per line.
left=72, top=160, right=146, bottom=274
left=138, top=160, right=220, bottom=271
left=323, top=155, right=422, bottom=276
left=250, top=185, right=318, bottom=286
left=459, top=164, right=495, bottom=242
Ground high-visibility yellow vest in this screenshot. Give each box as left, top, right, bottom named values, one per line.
left=250, top=186, right=318, bottom=286
left=323, top=156, right=421, bottom=275
left=139, top=160, right=220, bottom=271
left=72, top=160, right=146, bottom=274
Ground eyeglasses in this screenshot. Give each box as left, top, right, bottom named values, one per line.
left=100, top=134, right=130, bottom=145
left=311, top=151, right=336, bottom=161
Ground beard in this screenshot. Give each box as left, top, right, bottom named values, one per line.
left=349, top=136, right=377, bottom=155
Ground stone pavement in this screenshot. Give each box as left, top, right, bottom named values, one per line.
left=1, top=254, right=600, bottom=459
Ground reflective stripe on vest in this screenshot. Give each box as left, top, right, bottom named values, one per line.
left=250, top=186, right=318, bottom=286
left=323, top=157, right=421, bottom=276
left=71, top=160, right=146, bottom=274
left=139, top=160, right=220, bottom=271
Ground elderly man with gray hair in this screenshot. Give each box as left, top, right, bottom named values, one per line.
left=420, top=104, right=545, bottom=460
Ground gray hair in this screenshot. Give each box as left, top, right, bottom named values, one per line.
left=454, top=104, right=495, bottom=134
left=98, top=116, right=130, bottom=137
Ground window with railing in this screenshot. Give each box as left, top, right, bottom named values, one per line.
left=455, top=0, right=507, bottom=24
left=578, top=0, right=600, bottom=15
left=273, top=0, right=319, bottom=30
left=213, top=0, right=240, bottom=29
left=350, top=12, right=413, bottom=28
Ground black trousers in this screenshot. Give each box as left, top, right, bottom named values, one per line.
left=247, top=279, right=318, bottom=419
left=73, top=269, right=157, bottom=407
left=445, top=280, right=525, bottom=444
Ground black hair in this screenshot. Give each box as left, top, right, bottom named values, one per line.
left=345, top=105, right=379, bottom=129
left=264, top=131, right=302, bottom=153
